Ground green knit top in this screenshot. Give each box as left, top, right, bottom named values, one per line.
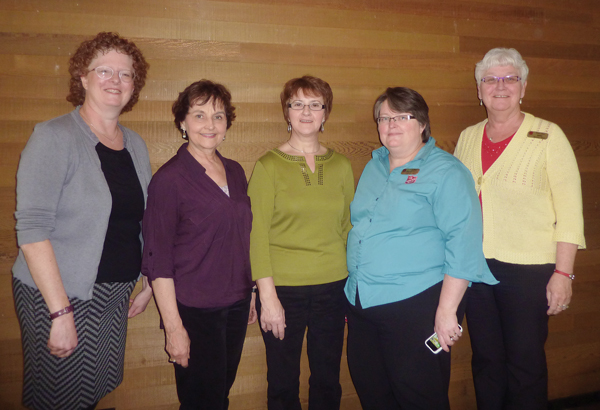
left=248, top=148, right=355, bottom=286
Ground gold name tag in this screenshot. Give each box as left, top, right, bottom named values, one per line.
left=401, top=168, right=420, bottom=175
left=527, top=131, right=548, bottom=140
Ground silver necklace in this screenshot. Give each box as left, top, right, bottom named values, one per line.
left=287, top=140, right=321, bottom=154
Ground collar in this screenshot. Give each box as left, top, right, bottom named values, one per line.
left=373, top=136, right=437, bottom=169
left=178, top=143, right=228, bottom=174
left=273, top=148, right=334, bottom=162
left=477, top=112, right=534, bottom=142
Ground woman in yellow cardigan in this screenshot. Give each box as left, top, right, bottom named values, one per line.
left=454, top=48, right=585, bottom=410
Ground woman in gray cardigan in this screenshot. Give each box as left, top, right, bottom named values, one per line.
left=13, top=32, right=153, bottom=410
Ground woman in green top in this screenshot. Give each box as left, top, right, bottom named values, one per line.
left=248, top=75, right=354, bottom=410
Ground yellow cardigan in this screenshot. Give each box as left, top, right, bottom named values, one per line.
left=454, top=113, right=585, bottom=264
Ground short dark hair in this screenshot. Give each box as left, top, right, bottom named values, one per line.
left=172, top=80, right=237, bottom=138
left=280, top=76, right=333, bottom=123
left=66, top=32, right=149, bottom=113
left=373, top=87, right=431, bottom=143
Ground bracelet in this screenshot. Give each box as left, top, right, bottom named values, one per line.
left=554, top=269, right=575, bottom=280
left=251, top=286, right=257, bottom=293
left=49, top=305, right=74, bottom=320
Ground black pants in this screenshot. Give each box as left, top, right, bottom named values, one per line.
left=256, top=279, right=346, bottom=410
left=467, top=259, right=554, bottom=410
left=347, top=282, right=466, bottom=410
left=174, top=296, right=251, bottom=410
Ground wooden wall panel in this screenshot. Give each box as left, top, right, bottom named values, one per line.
left=1, top=0, right=599, bottom=409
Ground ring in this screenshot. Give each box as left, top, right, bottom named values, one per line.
left=561, top=305, right=569, bottom=310
left=168, top=359, right=177, bottom=363
left=449, top=336, right=454, bottom=341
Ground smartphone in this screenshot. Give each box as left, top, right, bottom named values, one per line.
left=425, top=324, right=463, bottom=354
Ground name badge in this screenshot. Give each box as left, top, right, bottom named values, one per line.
left=401, top=168, right=420, bottom=175
left=527, top=131, right=548, bottom=140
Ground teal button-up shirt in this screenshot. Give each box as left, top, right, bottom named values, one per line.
left=345, top=137, right=497, bottom=309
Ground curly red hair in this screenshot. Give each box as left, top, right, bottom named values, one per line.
left=66, top=32, right=149, bottom=113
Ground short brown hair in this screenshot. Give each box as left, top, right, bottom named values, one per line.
left=373, top=87, right=431, bottom=143
left=280, top=76, right=333, bottom=123
left=66, top=32, right=149, bottom=114
left=172, top=80, right=237, bottom=138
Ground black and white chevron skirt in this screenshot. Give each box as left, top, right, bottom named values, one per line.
left=14, top=277, right=136, bottom=410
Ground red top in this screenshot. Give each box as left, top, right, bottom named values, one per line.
left=481, top=126, right=514, bottom=174
left=480, top=126, right=515, bottom=207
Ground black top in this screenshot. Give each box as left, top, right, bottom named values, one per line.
left=95, top=142, right=145, bottom=283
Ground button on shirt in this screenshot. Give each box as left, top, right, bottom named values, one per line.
left=345, top=137, right=497, bottom=309
left=142, top=144, right=253, bottom=309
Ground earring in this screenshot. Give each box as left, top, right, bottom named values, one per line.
left=287, top=121, right=292, bottom=133
left=320, top=122, right=325, bottom=132
left=222, top=135, right=226, bottom=142
left=181, top=129, right=187, bottom=140
left=479, top=99, right=483, bottom=106
left=519, top=98, right=523, bottom=105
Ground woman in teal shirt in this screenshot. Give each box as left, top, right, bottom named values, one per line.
left=345, top=87, right=497, bottom=410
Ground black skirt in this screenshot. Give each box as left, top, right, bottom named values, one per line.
left=14, top=277, right=136, bottom=410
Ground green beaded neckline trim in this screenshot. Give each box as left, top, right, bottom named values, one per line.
left=273, top=148, right=334, bottom=162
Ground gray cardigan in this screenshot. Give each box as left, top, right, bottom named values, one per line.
left=12, top=107, right=152, bottom=301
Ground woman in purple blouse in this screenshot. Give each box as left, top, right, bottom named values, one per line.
left=142, top=80, right=256, bottom=409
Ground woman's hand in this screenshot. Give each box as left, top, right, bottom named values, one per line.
left=48, top=314, right=78, bottom=358
left=434, top=307, right=462, bottom=353
left=21, top=240, right=78, bottom=357
left=260, top=294, right=286, bottom=340
left=256, top=277, right=286, bottom=339
left=165, top=324, right=190, bottom=367
left=128, top=276, right=153, bottom=318
left=434, top=275, right=469, bottom=352
left=546, top=273, right=572, bottom=316
left=547, top=242, right=578, bottom=316
left=248, top=291, right=258, bottom=325
left=151, top=278, right=190, bottom=366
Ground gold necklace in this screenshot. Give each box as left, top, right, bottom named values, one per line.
left=80, top=111, right=121, bottom=144
left=287, top=140, right=321, bottom=154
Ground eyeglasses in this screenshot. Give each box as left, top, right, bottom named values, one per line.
left=89, top=66, right=135, bottom=83
left=288, top=101, right=326, bottom=111
left=376, top=114, right=416, bottom=124
left=480, top=75, right=521, bottom=85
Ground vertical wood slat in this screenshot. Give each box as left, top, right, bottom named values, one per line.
left=1, top=0, right=599, bottom=409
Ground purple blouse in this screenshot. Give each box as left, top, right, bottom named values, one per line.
left=141, top=144, right=253, bottom=308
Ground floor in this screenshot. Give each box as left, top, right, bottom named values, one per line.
left=96, top=392, right=600, bottom=410
left=549, top=392, right=600, bottom=410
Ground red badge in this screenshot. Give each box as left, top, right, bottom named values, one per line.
left=406, top=175, right=417, bottom=184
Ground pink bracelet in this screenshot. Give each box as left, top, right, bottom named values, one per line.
left=49, top=305, right=74, bottom=320
left=554, top=269, right=575, bottom=280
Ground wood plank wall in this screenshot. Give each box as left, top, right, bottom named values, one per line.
left=1, top=0, right=599, bottom=408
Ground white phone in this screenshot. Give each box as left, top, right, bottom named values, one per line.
left=425, top=324, right=463, bottom=354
